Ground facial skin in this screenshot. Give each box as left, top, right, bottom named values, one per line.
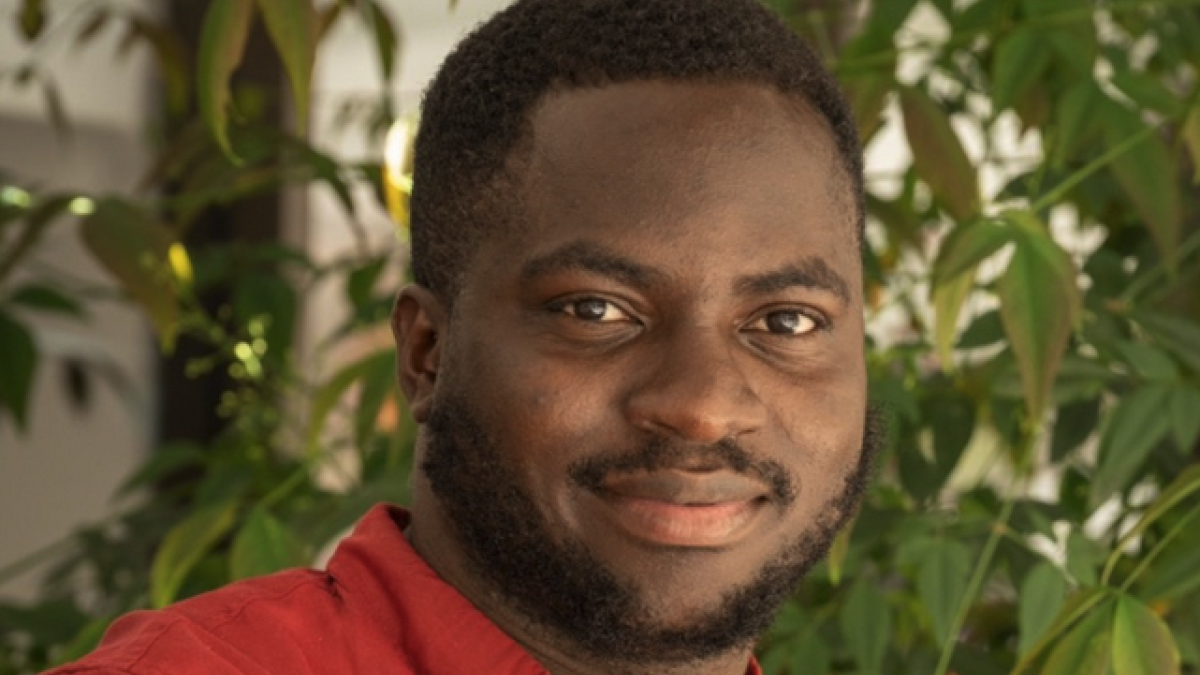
left=393, top=81, right=870, bottom=675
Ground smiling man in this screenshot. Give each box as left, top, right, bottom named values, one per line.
left=48, top=1, right=878, bottom=674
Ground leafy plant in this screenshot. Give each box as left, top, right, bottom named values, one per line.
left=2, top=1, right=1199, bottom=674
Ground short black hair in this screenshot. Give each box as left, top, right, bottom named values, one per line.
left=411, top=0, right=863, bottom=303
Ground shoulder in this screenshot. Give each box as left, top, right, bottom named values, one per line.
left=44, top=568, right=396, bottom=675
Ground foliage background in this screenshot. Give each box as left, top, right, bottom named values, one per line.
left=2, top=0, right=1199, bottom=673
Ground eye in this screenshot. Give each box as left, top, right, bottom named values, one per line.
left=746, top=309, right=821, bottom=336
left=559, top=298, right=631, bottom=323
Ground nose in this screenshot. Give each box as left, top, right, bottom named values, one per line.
left=624, top=327, right=768, bottom=444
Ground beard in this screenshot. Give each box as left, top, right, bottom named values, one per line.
left=421, top=393, right=882, bottom=667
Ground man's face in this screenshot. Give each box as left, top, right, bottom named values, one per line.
left=407, top=81, right=870, bottom=664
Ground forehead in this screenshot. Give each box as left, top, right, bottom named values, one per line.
left=467, top=80, right=859, bottom=296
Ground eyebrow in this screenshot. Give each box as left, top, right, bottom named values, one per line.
left=519, top=240, right=666, bottom=290
left=735, top=258, right=851, bottom=303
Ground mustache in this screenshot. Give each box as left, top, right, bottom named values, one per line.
left=568, top=436, right=797, bottom=506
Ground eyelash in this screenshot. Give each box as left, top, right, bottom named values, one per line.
left=549, top=297, right=829, bottom=337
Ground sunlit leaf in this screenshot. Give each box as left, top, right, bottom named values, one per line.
left=995, top=211, right=1080, bottom=420
left=255, top=0, right=315, bottom=132
left=841, top=580, right=890, bottom=674
left=197, top=0, right=255, bottom=159
left=0, top=309, right=38, bottom=431
left=1091, top=384, right=1173, bottom=507
left=992, top=28, right=1051, bottom=112
left=81, top=199, right=182, bottom=349
left=150, top=500, right=239, bottom=608
left=1184, top=106, right=1200, bottom=184
left=933, top=269, right=975, bottom=370
left=1112, top=595, right=1180, bottom=675
left=1040, top=605, right=1113, bottom=675
left=900, top=86, right=980, bottom=222
left=1019, top=562, right=1068, bottom=656
left=827, top=517, right=853, bottom=586
left=230, top=509, right=306, bottom=580
left=919, top=539, right=971, bottom=646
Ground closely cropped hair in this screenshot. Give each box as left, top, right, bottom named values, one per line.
left=411, top=0, right=864, bottom=303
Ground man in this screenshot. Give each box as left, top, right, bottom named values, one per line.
left=48, top=0, right=879, bottom=673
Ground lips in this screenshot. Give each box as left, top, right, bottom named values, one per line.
left=594, top=469, right=771, bottom=548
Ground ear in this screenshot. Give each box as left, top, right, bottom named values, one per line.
left=392, top=284, right=447, bottom=423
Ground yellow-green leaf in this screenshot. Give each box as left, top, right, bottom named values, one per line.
left=151, top=500, right=239, bottom=608
left=1040, top=607, right=1112, bottom=675
left=919, top=539, right=970, bottom=646
left=1019, top=562, right=1068, bottom=656
left=827, top=518, right=853, bottom=586
left=992, top=28, right=1051, bottom=112
left=995, top=211, right=1080, bottom=420
left=932, top=218, right=1014, bottom=287
left=844, top=73, right=892, bottom=142
left=1111, top=464, right=1200, bottom=559
left=1112, top=596, right=1180, bottom=675
left=306, top=349, right=394, bottom=456
left=899, top=86, right=980, bottom=222
left=254, top=0, right=315, bottom=132
left=80, top=199, right=183, bottom=349
left=1104, top=106, right=1180, bottom=270
left=230, top=509, right=306, bottom=580
left=1014, top=587, right=1113, bottom=675
left=19, top=0, right=46, bottom=39
left=841, top=580, right=890, bottom=674
left=197, top=0, right=255, bottom=159
left=1184, top=106, right=1200, bottom=184
left=933, top=269, right=975, bottom=370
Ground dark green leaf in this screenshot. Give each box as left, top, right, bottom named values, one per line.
left=116, top=441, right=207, bottom=498
left=992, top=28, right=1052, bottom=112
left=1184, top=107, right=1200, bottom=184
left=1112, top=595, right=1181, bottom=675
left=1018, top=562, right=1068, bottom=656
left=1116, top=341, right=1178, bottom=382
left=843, top=73, right=892, bottom=141
left=18, top=0, right=46, bottom=39
left=1104, top=105, right=1180, bottom=270
left=1051, top=398, right=1099, bottom=462
left=363, top=2, right=400, bottom=84
left=0, top=309, right=38, bottom=430
left=1040, top=604, right=1113, bottom=675
left=789, top=631, right=831, bottom=675
left=230, top=509, right=307, bottom=580
left=1132, top=310, right=1200, bottom=375
left=255, top=0, right=315, bottom=131
left=1110, top=70, right=1186, bottom=119
left=151, top=500, right=239, bottom=607
left=355, top=351, right=396, bottom=450
left=124, top=18, right=191, bottom=116
left=996, top=211, right=1081, bottom=420
left=899, top=86, right=981, bottom=222
left=197, top=0, right=255, bottom=159
left=919, top=539, right=970, bottom=645
left=53, top=616, right=113, bottom=666
left=306, top=349, right=394, bottom=454
left=932, top=218, right=1015, bottom=288
left=1092, top=384, right=1173, bottom=506
left=81, top=199, right=181, bottom=349
left=41, top=76, right=70, bottom=141
left=1114, top=464, right=1200, bottom=557
left=1052, top=82, right=1103, bottom=166
left=0, top=195, right=72, bottom=284
left=1138, top=523, right=1200, bottom=602
left=0, top=598, right=87, bottom=644
left=6, top=283, right=84, bottom=317
left=233, top=272, right=296, bottom=360
left=1169, top=385, right=1200, bottom=453
left=1067, top=531, right=1105, bottom=587
left=841, top=580, right=890, bottom=674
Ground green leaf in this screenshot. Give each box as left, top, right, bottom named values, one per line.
left=932, top=218, right=1015, bottom=287
left=0, top=309, right=38, bottom=431
left=1103, top=106, right=1180, bottom=270
left=1015, top=587, right=1112, bottom=674
left=151, top=500, right=239, bottom=608
left=0, top=195, right=72, bottom=284
left=230, top=509, right=306, bottom=580
left=790, top=631, right=831, bottom=675
left=1112, top=595, right=1180, bottom=675
left=1116, top=341, right=1179, bottom=382
left=992, top=28, right=1052, bottom=112
left=123, top=18, right=190, bottom=116
left=1040, top=605, right=1113, bottom=675
left=899, top=86, right=981, bottom=222
left=1092, top=384, right=1174, bottom=507
left=1052, top=82, right=1103, bottom=167
left=18, top=0, right=46, bottom=39
left=1113, top=464, right=1200, bottom=559
left=1050, top=398, right=1099, bottom=462
left=933, top=269, right=976, bottom=369
left=996, top=212, right=1081, bottom=420
left=1019, top=562, right=1068, bottom=656
left=1138, top=524, right=1200, bottom=602
left=841, top=580, right=891, bottom=674
left=1169, top=385, right=1200, bottom=453
left=1067, top=531, right=1105, bottom=587
left=844, top=73, right=893, bottom=141
left=116, top=441, right=207, bottom=498
left=6, top=283, right=84, bottom=317
left=53, top=616, right=113, bottom=666
left=306, top=349, right=394, bottom=455
left=827, top=520, right=853, bottom=586
left=80, top=199, right=181, bottom=349
left=254, top=0, right=315, bottom=132
left=197, top=0, right=255, bottom=159
left=1132, top=310, right=1200, bottom=375
left=919, top=539, right=971, bottom=646
left=363, top=2, right=400, bottom=85
left=1184, top=106, right=1200, bottom=184
left=1110, top=70, right=1186, bottom=119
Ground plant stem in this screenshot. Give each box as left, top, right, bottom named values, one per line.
left=933, top=488, right=1018, bottom=675
left=1118, top=499, right=1200, bottom=594
left=1030, top=124, right=1156, bottom=214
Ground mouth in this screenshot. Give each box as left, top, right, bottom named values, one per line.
left=594, top=469, right=772, bottom=549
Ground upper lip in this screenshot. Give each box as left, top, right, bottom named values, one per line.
left=598, top=469, right=770, bottom=505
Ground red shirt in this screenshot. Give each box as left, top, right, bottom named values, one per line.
left=46, top=505, right=762, bottom=675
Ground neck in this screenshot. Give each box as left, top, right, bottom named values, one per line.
left=406, top=491, right=755, bottom=675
